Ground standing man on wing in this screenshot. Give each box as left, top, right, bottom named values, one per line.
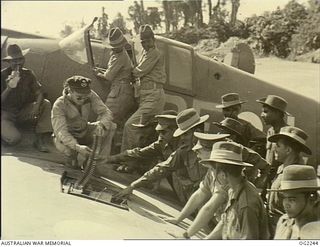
left=121, top=25, right=166, bottom=152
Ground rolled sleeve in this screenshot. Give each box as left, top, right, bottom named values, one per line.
left=131, top=151, right=178, bottom=188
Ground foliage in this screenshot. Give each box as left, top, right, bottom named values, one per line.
left=60, top=24, right=74, bottom=38
left=245, top=0, right=308, bottom=57
left=145, top=7, right=162, bottom=30
left=290, top=0, right=320, bottom=56
left=110, top=13, right=127, bottom=33
left=128, top=1, right=146, bottom=34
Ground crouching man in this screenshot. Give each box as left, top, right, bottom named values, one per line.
left=51, top=75, right=114, bottom=169
left=1, top=44, right=52, bottom=152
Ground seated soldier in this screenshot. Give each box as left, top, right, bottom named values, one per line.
left=203, top=141, right=270, bottom=240
left=213, top=117, right=270, bottom=188
left=114, top=108, right=209, bottom=205
left=1, top=44, right=52, bottom=152
left=269, top=165, right=320, bottom=239
left=51, top=76, right=114, bottom=169
left=166, top=132, right=230, bottom=239
left=267, top=126, right=312, bottom=237
left=216, top=93, right=265, bottom=146
left=102, top=110, right=178, bottom=174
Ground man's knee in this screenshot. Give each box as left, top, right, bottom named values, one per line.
left=2, top=130, right=22, bottom=145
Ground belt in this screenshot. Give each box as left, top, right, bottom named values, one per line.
left=140, top=82, right=163, bottom=90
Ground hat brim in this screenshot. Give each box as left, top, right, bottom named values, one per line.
left=132, top=123, right=147, bottom=128
left=173, top=115, right=209, bottom=137
left=104, top=37, right=128, bottom=48
left=267, top=186, right=320, bottom=192
left=2, top=48, right=30, bottom=61
left=216, top=100, right=247, bottom=109
left=155, top=114, right=177, bottom=119
left=268, top=134, right=312, bottom=155
left=194, top=132, right=230, bottom=141
left=213, top=122, right=244, bottom=140
left=200, top=158, right=253, bottom=167
left=256, top=99, right=290, bottom=116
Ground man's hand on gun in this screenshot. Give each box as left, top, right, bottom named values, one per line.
left=75, top=144, right=93, bottom=156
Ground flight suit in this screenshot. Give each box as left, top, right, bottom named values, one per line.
left=221, top=179, right=270, bottom=239
left=104, top=49, right=136, bottom=127
left=121, top=46, right=166, bottom=151
left=1, top=67, right=52, bottom=144
left=51, top=90, right=113, bottom=159
left=131, top=143, right=207, bottom=205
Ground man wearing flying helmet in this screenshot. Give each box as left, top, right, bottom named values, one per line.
left=51, top=75, right=114, bottom=169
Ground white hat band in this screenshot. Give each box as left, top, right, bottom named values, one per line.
left=211, top=150, right=242, bottom=162
left=178, top=114, right=200, bottom=131
left=281, top=179, right=318, bottom=190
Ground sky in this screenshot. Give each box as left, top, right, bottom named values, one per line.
left=1, top=0, right=309, bottom=38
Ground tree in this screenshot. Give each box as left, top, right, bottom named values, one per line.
left=128, top=0, right=147, bottom=34
left=97, top=7, right=109, bottom=39
left=230, top=0, right=240, bottom=27
left=208, top=0, right=212, bottom=20
left=145, top=7, right=162, bottom=30
left=60, top=24, right=74, bottom=38
left=110, top=13, right=127, bottom=33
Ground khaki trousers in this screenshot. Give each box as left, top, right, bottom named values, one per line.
left=121, top=88, right=165, bottom=151
left=1, top=99, right=52, bottom=145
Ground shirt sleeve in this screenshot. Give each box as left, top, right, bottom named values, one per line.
left=51, top=98, right=78, bottom=149
left=131, top=149, right=182, bottom=188
left=132, top=49, right=160, bottom=78
left=90, top=91, right=113, bottom=129
left=104, top=54, right=123, bottom=81
left=199, top=171, right=213, bottom=195
left=128, top=140, right=162, bottom=159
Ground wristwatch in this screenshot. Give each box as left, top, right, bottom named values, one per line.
left=183, top=231, right=190, bottom=239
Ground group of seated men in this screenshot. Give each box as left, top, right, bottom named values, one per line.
left=1, top=27, right=319, bottom=240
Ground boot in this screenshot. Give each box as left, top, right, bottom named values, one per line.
left=34, top=133, right=49, bottom=152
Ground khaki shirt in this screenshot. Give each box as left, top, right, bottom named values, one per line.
left=221, top=179, right=270, bottom=239
left=131, top=143, right=207, bottom=204
left=1, top=67, right=42, bottom=113
left=51, top=91, right=113, bottom=149
left=104, top=50, right=133, bottom=83
left=132, top=47, right=166, bottom=85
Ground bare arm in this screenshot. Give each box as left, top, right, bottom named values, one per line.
left=205, top=220, right=223, bottom=239
left=187, top=191, right=227, bottom=237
